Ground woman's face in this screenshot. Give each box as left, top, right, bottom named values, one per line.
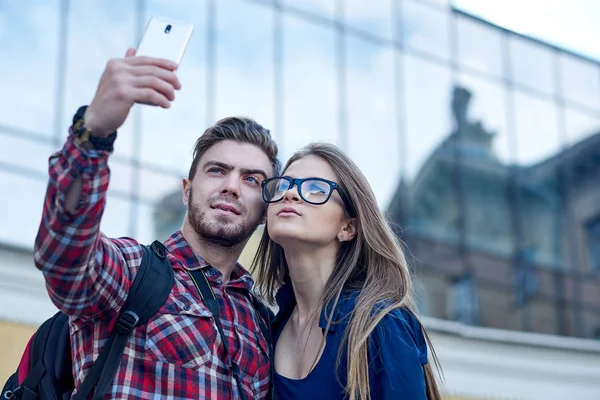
left=266, top=155, right=353, bottom=248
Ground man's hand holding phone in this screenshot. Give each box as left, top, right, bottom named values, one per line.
left=84, top=48, right=181, bottom=137
left=83, top=17, right=194, bottom=137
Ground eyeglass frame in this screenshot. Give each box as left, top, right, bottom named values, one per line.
left=261, top=176, right=355, bottom=217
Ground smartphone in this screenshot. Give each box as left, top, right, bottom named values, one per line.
left=136, top=17, right=194, bottom=66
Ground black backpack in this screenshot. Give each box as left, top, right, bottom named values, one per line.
left=2, top=241, right=174, bottom=400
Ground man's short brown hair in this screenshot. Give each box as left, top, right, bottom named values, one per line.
left=188, top=116, right=281, bottom=180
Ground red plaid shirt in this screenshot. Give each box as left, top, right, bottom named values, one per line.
left=34, top=132, right=271, bottom=399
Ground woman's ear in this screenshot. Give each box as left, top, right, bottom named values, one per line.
left=337, top=218, right=357, bottom=242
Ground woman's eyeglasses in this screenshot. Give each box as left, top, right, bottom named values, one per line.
left=262, top=176, right=354, bottom=216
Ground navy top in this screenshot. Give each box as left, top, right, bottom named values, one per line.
left=272, top=284, right=429, bottom=399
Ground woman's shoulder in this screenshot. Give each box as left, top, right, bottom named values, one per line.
left=371, top=305, right=429, bottom=366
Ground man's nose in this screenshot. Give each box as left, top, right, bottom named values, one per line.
left=220, top=175, right=241, bottom=198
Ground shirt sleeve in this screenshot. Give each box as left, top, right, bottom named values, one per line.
left=369, top=307, right=428, bottom=399
left=33, top=129, right=141, bottom=320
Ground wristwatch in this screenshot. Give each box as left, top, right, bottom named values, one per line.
left=72, top=105, right=117, bottom=151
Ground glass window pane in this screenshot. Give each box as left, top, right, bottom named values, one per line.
left=63, top=0, right=137, bottom=158
left=565, top=107, right=600, bottom=145
left=0, top=172, right=47, bottom=248
left=455, top=74, right=513, bottom=255
left=456, top=15, right=503, bottom=77
left=513, top=91, right=563, bottom=268
left=401, top=54, right=458, bottom=244
left=282, top=0, right=335, bottom=20
left=0, top=133, right=53, bottom=174
left=139, top=169, right=181, bottom=203
left=138, top=170, right=181, bottom=242
left=282, top=14, right=338, bottom=160
left=140, top=193, right=185, bottom=245
left=214, top=0, right=274, bottom=130
left=513, top=91, right=561, bottom=164
left=559, top=54, right=600, bottom=110
left=101, top=195, right=133, bottom=239
left=509, top=36, right=554, bottom=95
left=401, top=0, right=450, bottom=60
left=404, top=55, right=452, bottom=179
left=107, top=160, right=134, bottom=196
left=138, top=203, right=160, bottom=245
left=416, top=0, right=449, bottom=6
left=457, top=73, right=511, bottom=161
left=345, top=0, right=393, bottom=40
left=346, top=38, right=397, bottom=206
left=140, top=0, right=207, bottom=172
left=530, top=299, right=558, bottom=335
left=0, top=0, right=59, bottom=135
left=479, top=285, right=521, bottom=331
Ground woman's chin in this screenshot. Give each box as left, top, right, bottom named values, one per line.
left=269, top=229, right=299, bottom=245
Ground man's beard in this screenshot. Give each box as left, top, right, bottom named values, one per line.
left=188, top=189, right=263, bottom=247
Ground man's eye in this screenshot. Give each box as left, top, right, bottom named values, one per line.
left=209, top=168, right=224, bottom=174
left=245, top=176, right=259, bottom=184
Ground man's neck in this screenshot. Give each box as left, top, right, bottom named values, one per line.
left=181, top=222, right=247, bottom=284
left=284, top=243, right=338, bottom=325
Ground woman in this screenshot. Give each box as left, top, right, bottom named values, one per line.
left=252, top=143, right=443, bottom=399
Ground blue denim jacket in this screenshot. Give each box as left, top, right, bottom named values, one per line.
left=272, top=283, right=429, bottom=399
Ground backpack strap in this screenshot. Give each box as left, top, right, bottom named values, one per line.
left=250, top=294, right=275, bottom=400
left=186, top=267, right=276, bottom=400
left=73, top=241, right=174, bottom=400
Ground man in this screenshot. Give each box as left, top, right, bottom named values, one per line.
left=34, top=48, right=279, bottom=399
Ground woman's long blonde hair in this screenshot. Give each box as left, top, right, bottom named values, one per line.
left=252, top=142, right=442, bottom=400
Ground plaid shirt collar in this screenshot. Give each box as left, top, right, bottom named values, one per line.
left=165, top=230, right=254, bottom=292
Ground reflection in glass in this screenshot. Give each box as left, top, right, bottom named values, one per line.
left=282, top=0, right=335, bottom=20
left=282, top=14, right=338, bottom=160
left=513, top=91, right=561, bottom=164
left=403, top=54, right=452, bottom=179
left=564, top=107, right=600, bottom=145
left=145, top=192, right=185, bottom=244
left=138, top=203, right=159, bottom=245
left=215, top=0, right=274, bottom=129
left=559, top=54, right=600, bottom=110
left=390, top=54, right=458, bottom=243
left=585, top=216, right=600, bottom=273
left=344, top=0, right=393, bottom=40
left=140, top=0, right=207, bottom=171
left=401, top=0, right=450, bottom=59
left=509, top=36, right=554, bottom=95
left=0, top=134, right=53, bottom=174
left=346, top=37, right=397, bottom=206
left=139, top=168, right=181, bottom=202
left=457, top=72, right=511, bottom=161
left=456, top=14, right=503, bottom=77
left=0, top=172, right=46, bottom=248
left=64, top=0, right=137, bottom=157
left=0, top=0, right=59, bottom=135
left=449, top=85, right=513, bottom=255
left=512, top=91, right=562, bottom=268
left=101, top=195, right=133, bottom=239
left=106, top=160, right=134, bottom=196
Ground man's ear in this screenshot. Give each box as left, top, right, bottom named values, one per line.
left=182, top=178, right=191, bottom=206
left=337, top=218, right=357, bottom=242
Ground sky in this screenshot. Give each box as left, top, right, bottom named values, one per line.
left=0, top=0, right=600, bottom=248
left=454, top=0, right=600, bottom=62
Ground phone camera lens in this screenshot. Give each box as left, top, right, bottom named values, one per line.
left=164, top=24, right=172, bottom=34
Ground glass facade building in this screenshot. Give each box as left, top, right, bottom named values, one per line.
left=1, top=0, right=600, bottom=339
